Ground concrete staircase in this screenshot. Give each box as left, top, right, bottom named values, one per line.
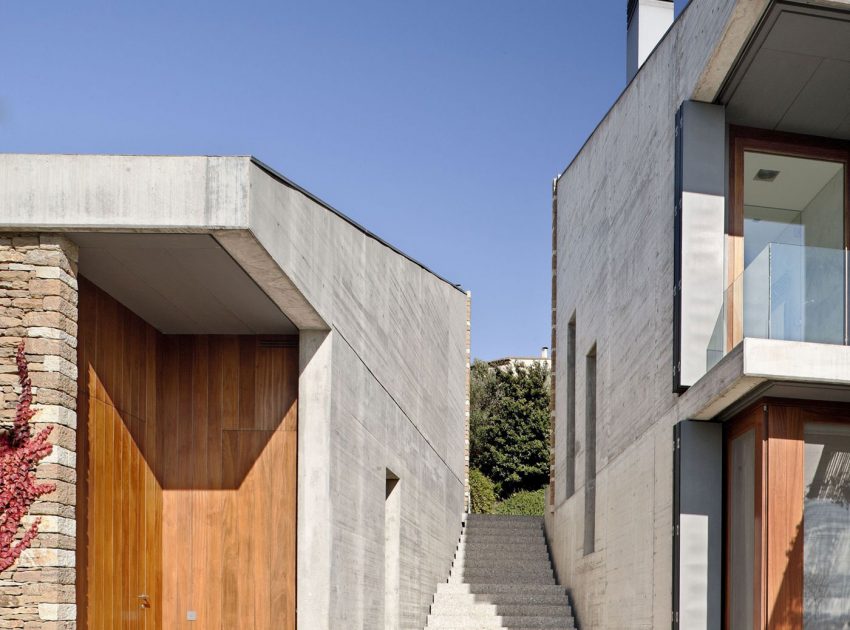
left=425, top=515, right=576, bottom=629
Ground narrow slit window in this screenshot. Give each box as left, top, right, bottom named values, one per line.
left=584, top=345, right=597, bottom=556
left=566, top=316, right=577, bottom=497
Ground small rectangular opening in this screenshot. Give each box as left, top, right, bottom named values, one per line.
left=584, top=345, right=597, bottom=556
left=385, top=469, right=401, bottom=630
left=566, top=315, right=577, bottom=498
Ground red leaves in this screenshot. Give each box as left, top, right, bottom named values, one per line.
left=0, top=341, right=55, bottom=573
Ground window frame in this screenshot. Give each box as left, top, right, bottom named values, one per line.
left=726, top=127, right=850, bottom=351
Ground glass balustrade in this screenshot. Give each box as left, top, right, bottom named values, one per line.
left=705, top=243, right=847, bottom=369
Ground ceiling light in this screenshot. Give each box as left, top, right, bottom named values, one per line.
left=754, top=169, right=780, bottom=182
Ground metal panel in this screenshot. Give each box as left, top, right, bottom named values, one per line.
left=673, top=420, right=723, bottom=630
left=674, top=101, right=727, bottom=390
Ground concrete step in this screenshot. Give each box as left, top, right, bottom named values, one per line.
left=448, top=575, right=557, bottom=586
left=464, top=520, right=543, bottom=528
left=463, top=530, right=544, bottom=539
left=425, top=516, right=571, bottom=629
left=465, top=520, right=543, bottom=528
left=430, top=602, right=571, bottom=617
left=452, top=560, right=552, bottom=575
left=455, top=555, right=552, bottom=567
left=451, top=567, right=554, bottom=579
left=465, top=515, right=544, bottom=524
left=455, top=554, right=551, bottom=566
left=457, top=543, right=549, bottom=554
left=462, top=533, right=547, bottom=543
left=436, top=583, right=567, bottom=595
left=425, top=614, right=574, bottom=628
left=433, top=592, right=569, bottom=606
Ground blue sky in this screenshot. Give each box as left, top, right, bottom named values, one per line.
left=0, top=1, right=682, bottom=360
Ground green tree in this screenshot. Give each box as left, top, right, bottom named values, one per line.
left=468, top=468, right=496, bottom=514
left=469, top=360, right=550, bottom=499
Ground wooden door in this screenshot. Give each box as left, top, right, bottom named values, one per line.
left=77, top=277, right=163, bottom=629
left=77, top=278, right=298, bottom=629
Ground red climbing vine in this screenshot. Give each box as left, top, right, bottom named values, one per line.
left=0, top=341, right=55, bottom=572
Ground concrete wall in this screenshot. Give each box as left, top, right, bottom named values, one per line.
left=248, top=165, right=468, bottom=630
left=0, top=154, right=468, bottom=629
left=547, top=0, right=762, bottom=627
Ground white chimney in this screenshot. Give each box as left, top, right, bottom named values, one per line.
left=541, top=347, right=549, bottom=360
left=627, top=0, right=674, bottom=82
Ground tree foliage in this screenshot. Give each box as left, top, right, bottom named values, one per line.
left=0, top=342, right=54, bottom=572
left=470, top=359, right=550, bottom=499
left=495, top=488, right=547, bottom=516
left=468, top=468, right=496, bottom=514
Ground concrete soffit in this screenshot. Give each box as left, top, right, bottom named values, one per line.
left=679, top=338, right=850, bottom=422
left=694, top=0, right=850, bottom=104
left=691, top=0, right=773, bottom=102
left=213, top=229, right=329, bottom=331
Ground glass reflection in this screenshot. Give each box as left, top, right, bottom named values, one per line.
left=804, top=424, right=850, bottom=628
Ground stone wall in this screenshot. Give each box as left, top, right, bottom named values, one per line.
left=0, top=234, right=78, bottom=629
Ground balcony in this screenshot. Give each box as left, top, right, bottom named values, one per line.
left=707, top=243, right=846, bottom=371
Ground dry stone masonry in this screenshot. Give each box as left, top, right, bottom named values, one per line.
left=0, top=234, right=78, bottom=629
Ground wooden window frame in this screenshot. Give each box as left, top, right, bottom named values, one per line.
left=726, top=127, right=850, bottom=351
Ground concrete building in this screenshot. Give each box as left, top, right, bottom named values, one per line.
left=488, top=347, right=551, bottom=371
left=0, top=154, right=469, bottom=629
left=548, top=0, right=850, bottom=628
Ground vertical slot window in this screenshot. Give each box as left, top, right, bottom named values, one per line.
left=584, top=345, right=597, bottom=556
left=566, top=316, right=577, bottom=497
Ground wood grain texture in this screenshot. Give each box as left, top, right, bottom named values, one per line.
left=77, top=278, right=297, bottom=630
left=78, top=277, right=162, bottom=630
left=764, top=404, right=804, bottom=630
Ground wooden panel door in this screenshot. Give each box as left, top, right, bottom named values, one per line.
left=77, top=277, right=163, bottom=630
left=159, top=336, right=297, bottom=630
left=78, top=278, right=298, bottom=630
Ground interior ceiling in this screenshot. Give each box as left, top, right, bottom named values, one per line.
left=722, top=3, right=850, bottom=139
left=71, top=233, right=297, bottom=335
left=744, top=151, right=843, bottom=210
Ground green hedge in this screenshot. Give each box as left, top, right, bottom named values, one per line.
left=469, top=468, right=496, bottom=514
left=494, top=487, right=547, bottom=516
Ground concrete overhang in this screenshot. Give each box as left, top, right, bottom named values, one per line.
left=70, top=232, right=299, bottom=335
left=680, top=338, right=850, bottom=421
left=1, top=153, right=386, bottom=337
left=694, top=0, right=850, bottom=119
left=0, top=154, right=464, bottom=333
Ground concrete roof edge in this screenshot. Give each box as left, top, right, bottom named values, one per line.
left=555, top=0, right=767, bottom=184
left=248, top=157, right=467, bottom=295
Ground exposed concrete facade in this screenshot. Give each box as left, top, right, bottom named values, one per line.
left=548, top=0, right=850, bottom=628
left=0, top=155, right=467, bottom=629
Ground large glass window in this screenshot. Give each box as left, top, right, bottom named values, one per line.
left=729, top=428, right=755, bottom=630
left=743, top=152, right=845, bottom=344
left=803, top=424, right=850, bottom=628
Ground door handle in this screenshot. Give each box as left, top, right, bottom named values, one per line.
left=138, top=594, right=151, bottom=609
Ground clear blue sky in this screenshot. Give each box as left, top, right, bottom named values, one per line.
left=0, top=1, right=682, bottom=360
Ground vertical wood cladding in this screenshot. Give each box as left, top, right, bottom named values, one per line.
left=77, top=278, right=297, bottom=630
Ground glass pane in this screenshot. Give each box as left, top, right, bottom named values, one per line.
left=729, top=429, right=755, bottom=630
left=743, top=152, right=845, bottom=345
left=804, top=424, right=850, bottom=628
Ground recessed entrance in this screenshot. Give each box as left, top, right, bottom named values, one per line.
left=76, top=277, right=298, bottom=629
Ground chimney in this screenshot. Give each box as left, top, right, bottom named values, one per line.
left=541, top=347, right=549, bottom=360
left=627, top=0, right=674, bottom=82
